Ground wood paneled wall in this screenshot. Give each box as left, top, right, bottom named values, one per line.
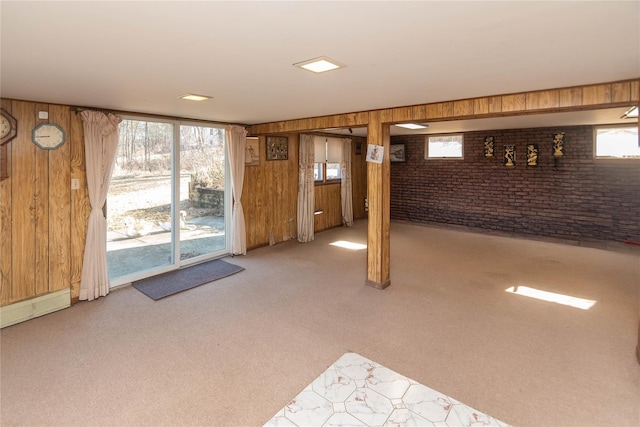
left=243, top=134, right=368, bottom=248
left=314, top=184, right=342, bottom=232
left=0, top=99, right=89, bottom=306
left=351, top=137, right=368, bottom=221
left=243, top=134, right=299, bottom=249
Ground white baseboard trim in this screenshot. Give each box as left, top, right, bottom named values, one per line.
left=1, top=289, right=71, bottom=328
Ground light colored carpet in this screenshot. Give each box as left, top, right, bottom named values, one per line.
left=1, top=220, right=638, bottom=426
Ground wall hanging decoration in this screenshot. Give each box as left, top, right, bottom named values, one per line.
left=245, top=137, right=260, bottom=166
left=1, top=108, right=18, bottom=145
left=0, top=108, right=17, bottom=180
left=526, top=144, right=539, bottom=166
left=484, top=136, right=494, bottom=157
left=552, top=132, right=564, bottom=156
left=503, top=145, right=516, bottom=167
left=389, top=143, right=405, bottom=162
left=32, top=123, right=65, bottom=150
left=366, top=144, right=384, bottom=163
left=266, top=136, right=288, bottom=160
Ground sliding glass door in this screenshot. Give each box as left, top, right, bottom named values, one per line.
left=178, top=124, right=228, bottom=263
left=106, top=117, right=229, bottom=286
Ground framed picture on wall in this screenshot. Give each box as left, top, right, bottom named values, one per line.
left=389, top=144, right=405, bottom=162
left=366, top=144, right=383, bottom=163
left=245, top=137, right=260, bottom=166
left=266, top=136, right=288, bottom=160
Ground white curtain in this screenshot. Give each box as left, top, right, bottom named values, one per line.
left=340, top=138, right=354, bottom=226
left=79, top=110, right=122, bottom=301
left=297, top=134, right=315, bottom=242
left=225, top=125, right=248, bottom=255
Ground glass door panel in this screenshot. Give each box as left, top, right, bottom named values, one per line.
left=107, top=119, right=175, bottom=283
left=178, top=124, right=227, bottom=263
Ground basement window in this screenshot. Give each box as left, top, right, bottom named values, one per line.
left=594, top=125, right=639, bottom=159
left=425, top=134, right=464, bottom=159
left=314, top=136, right=343, bottom=183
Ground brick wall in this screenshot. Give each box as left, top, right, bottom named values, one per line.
left=390, top=125, right=640, bottom=243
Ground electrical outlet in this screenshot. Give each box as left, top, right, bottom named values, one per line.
left=71, top=178, right=80, bottom=190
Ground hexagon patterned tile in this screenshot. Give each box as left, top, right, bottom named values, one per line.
left=264, top=352, right=511, bottom=427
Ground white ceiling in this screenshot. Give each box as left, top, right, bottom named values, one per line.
left=1, top=1, right=638, bottom=135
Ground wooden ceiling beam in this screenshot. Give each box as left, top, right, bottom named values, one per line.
left=248, top=79, right=639, bottom=136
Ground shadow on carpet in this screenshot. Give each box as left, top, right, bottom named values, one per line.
left=132, top=258, right=244, bottom=300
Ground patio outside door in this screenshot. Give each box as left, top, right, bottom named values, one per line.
left=106, top=118, right=229, bottom=286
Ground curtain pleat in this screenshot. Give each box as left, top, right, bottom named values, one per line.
left=340, top=138, right=354, bottom=227
left=297, top=134, right=315, bottom=242
left=79, top=110, right=122, bottom=301
left=225, top=125, right=248, bottom=255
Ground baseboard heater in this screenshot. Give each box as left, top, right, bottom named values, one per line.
left=0, top=289, right=70, bottom=329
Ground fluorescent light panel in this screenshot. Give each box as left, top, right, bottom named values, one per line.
left=178, top=94, right=212, bottom=101
left=621, top=106, right=638, bottom=119
left=294, top=56, right=344, bottom=73
left=395, top=123, right=429, bottom=130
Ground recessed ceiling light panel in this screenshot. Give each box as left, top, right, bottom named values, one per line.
left=621, top=106, right=638, bottom=119
left=178, top=94, right=212, bottom=101
left=294, top=56, right=345, bottom=73
left=395, top=123, right=429, bottom=130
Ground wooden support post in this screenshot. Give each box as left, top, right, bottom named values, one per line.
left=365, top=112, right=391, bottom=289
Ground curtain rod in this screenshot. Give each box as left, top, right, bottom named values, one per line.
left=71, top=106, right=119, bottom=115
left=70, top=105, right=249, bottom=129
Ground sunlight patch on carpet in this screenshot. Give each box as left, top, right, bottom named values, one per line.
left=506, top=285, right=596, bottom=310
left=330, top=240, right=367, bottom=250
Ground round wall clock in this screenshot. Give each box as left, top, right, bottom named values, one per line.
left=1, top=108, right=18, bottom=145
left=32, top=123, right=65, bottom=150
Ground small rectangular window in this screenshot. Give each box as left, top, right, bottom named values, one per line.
left=314, top=163, right=324, bottom=181
left=595, top=125, right=639, bottom=159
left=313, top=135, right=344, bottom=184
left=425, top=134, right=464, bottom=159
left=326, top=163, right=342, bottom=180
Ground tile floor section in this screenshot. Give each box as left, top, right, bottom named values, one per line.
left=264, top=353, right=510, bottom=427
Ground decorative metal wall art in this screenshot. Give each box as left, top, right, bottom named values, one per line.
left=503, top=145, right=516, bottom=167
left=552, top=132, right=564, bottom=156
left=266, top=136, right=288, bottom=160
left=526, top=144, right=539, bottom=166
left=484, top=136, right=494, bottom=157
